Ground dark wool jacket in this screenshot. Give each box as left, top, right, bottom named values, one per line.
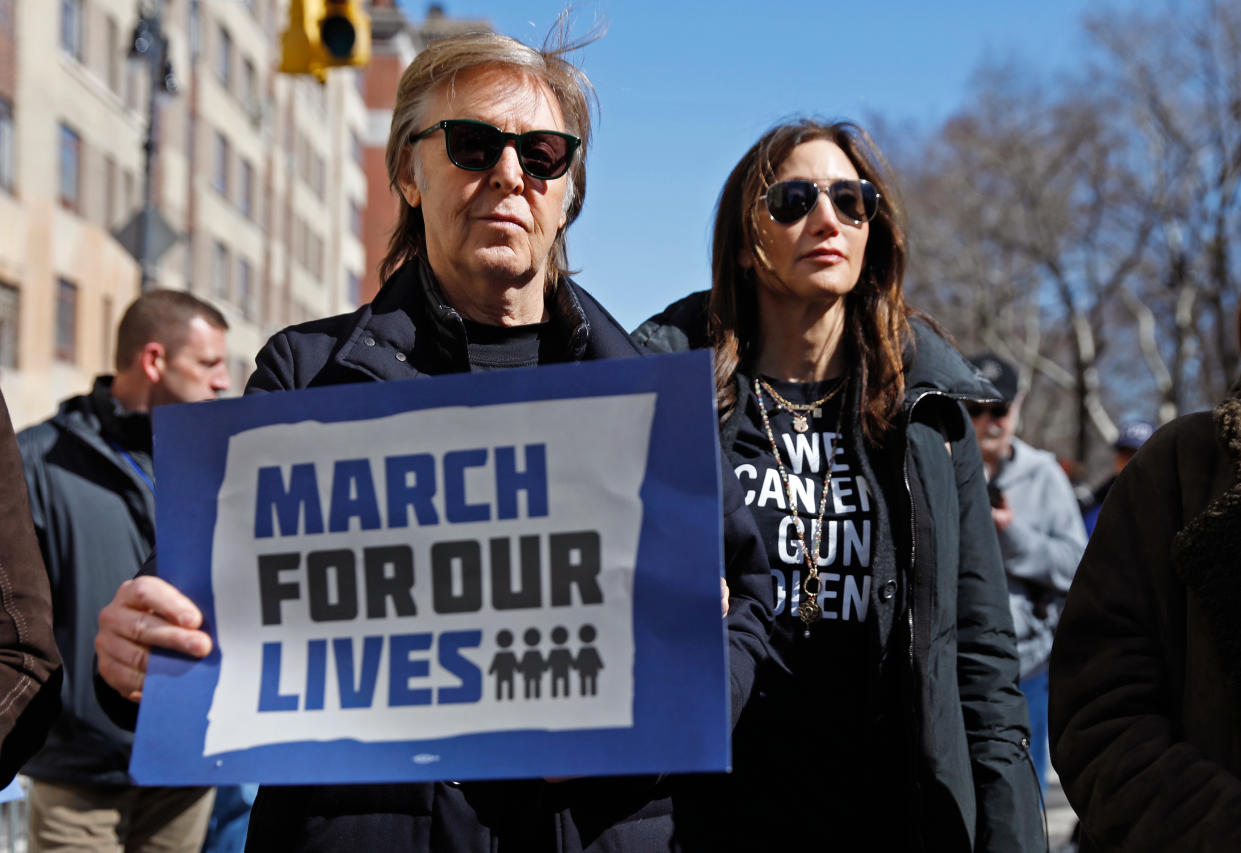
left=633, top=292, right=1043, bottom=852
left=242, top=262, right=773, bottom=852
left=1050, top=386, right=1241, bottom=852
left=17, top=377, right=154, bottom=786
left=0, top=386, right=61, bottom=785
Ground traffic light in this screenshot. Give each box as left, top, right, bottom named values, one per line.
left=279, top=0, right=370, bottom=81
left=319, top=1, right=371, bottom=68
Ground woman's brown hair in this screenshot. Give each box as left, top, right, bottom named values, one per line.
left=709, top=119, right=912, bottom=445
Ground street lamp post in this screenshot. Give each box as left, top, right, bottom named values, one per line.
left=129, top=0, right=178, bottom=291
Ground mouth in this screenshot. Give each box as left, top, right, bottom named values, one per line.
left=477, top=212, right=528, bottom=230
left=799, top=247, right=846, bottom=263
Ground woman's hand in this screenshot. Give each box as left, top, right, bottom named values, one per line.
left=722, top=577, right=730, bottom=618
left=95, top=576, right=213, bottom=702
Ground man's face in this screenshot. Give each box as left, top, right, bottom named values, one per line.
left=150, top=316, right=230, bottom=407
left=399, top=65, right=571, bottom=320
left=970, top=396, right=1021, bottom=467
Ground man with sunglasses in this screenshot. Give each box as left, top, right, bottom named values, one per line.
left=967, top=353, right=1087, bottom=795
left=93, top=29, right=772, bottom=853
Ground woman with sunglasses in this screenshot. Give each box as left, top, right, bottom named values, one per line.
left=635, top=119, right=1043, bottom=850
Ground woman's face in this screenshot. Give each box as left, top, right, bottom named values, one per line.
left=748, top=139, right=869, bottom=305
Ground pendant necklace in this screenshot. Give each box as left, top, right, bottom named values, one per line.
left=758, top=377, right=847, bottom=433
left=754, top=376, right=849, bottom=634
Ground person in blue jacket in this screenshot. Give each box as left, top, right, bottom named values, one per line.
left=92, top=29, right=772, bottom=852
left=633, top=118, right=1044, bottom=851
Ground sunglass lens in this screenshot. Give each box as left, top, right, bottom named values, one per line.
left=966, top=403, right=1010, bottom=418
left=445, top=122, right=503, bottom=170
left=766, top=180, right=819, bottom=223
left=518, top=132, right=571, bottom=179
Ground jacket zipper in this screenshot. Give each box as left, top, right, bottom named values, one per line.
left=900, top=387, right=1003, bottom=667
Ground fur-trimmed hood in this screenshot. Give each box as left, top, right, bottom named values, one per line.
left=1173, top=384, right=1241, bottom=688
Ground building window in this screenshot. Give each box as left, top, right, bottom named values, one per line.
left=0, top=98, right=13, bottom=194
left=347, top=271, right=361, bottom=307
left=239, top=159, right=253, bottom=217
left=55, top=279, right=77, bottom=363
left=60, top=0, right=83, bottom=60
left=242, top=57, right=257, bottom=107
left=0, top=282, right=18, bottom=369
left=106, top=16, right=122, bottom=93
left=350, top=200, right=363, bottom=237
left=104, top=156, right=117, bottom=229
left=101, top=295, right=113, bottom=366
left=59, top=123, right=81, bottom=212
left=351, top=131, right=364, bottom=166
left=237, top=257, right=252, bottom=318
left=216, top=26, right=232, bottom=90
left=213, top=241, right=230, bottom=300
left=212, top=131, right=229, bottom=196
left=0, top=0, right=14, bottom=37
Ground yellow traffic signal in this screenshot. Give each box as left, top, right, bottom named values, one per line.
left=319, top=1, right=371, bottom=68
left=279, top=0, right=370, bottom=80
left=279, top=0, right=324, bottom=76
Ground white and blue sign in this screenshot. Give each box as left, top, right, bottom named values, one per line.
left=130, top=351, right=728, bottom=785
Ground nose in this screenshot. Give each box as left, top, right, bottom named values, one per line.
left=806, top=189, right=842, bottom=234
left=213, top=365, right=232, bottom=394
left=489, top=142, right=525, bottom=192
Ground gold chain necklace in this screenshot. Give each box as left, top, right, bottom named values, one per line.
left=753, top=376, right=849, bottom=633
left=757, top=377, right=847, bottom=433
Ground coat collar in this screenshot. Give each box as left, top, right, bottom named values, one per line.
left=331, top=259, right=629, bottom=381
left=1173, top=386, right=1241, bottom=686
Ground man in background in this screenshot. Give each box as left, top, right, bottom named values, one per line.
left=1082, top=420, right=1155, bottom=536
left=968, top=353, right=1088, bottom=792
left=18, top=290, right=229, bottom=852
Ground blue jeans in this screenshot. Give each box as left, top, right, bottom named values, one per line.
left=1020, top=670, right=1049, bottom=792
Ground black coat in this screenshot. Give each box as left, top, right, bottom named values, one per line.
left=633, top=292, right=1044, bottom=852
left=243, top=262, right=773, bottom=852
left=1050, top=387, right=1241, bottom=852
left=18, top=377, right=155, bottom=785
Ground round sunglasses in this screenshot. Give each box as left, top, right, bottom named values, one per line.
left=763, top=178, right=880, bottom=226
left=412, top=119, right=581, bottom=181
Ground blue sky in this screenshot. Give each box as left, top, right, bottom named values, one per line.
left=398, top=1, right=1137, bottom=330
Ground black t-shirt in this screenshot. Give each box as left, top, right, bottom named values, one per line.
left=727, top=375, right=882, bottom=827
left=463, top=319, right=549, bottom=371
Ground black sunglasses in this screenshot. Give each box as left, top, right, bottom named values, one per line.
left=966, top=402, right=1011, bottom=419
left=763, top=178, right=880, bottom=226
left=411, top=119, right=581, bottom=181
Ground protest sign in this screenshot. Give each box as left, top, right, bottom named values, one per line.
left=129, top=351, right=728, bottom=785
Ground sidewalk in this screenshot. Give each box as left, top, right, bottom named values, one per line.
left=1046, top=766, right=1078, bottom=851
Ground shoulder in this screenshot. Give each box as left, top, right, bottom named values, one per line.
left=16, top=395, right=92, bottom=462
left=903, top=318, right=996, bottom=401
left=563, top=280, right=642, bottom=358
left=630, top=291, right=711, bottom=354
left=248, top=307, right=371, bottom=393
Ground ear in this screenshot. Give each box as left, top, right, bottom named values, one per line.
left=558, top=208, right=568, bottom=230
left=138, top=341, right=166, bottom=384
left=738, top=247, right=755, bottom=270
left=398, top=176, right=421, bottom=209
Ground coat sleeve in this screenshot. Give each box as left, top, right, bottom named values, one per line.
left=718, top=456, right=773, bottom=729
left=951, top=422, right=1044, bottom=851
left=0, top=388, right=62, bottom=785
left=1049, top=420, right=1241, bottom=851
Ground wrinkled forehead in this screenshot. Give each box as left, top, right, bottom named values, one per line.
left=421, top=64, right=567, bottom=132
